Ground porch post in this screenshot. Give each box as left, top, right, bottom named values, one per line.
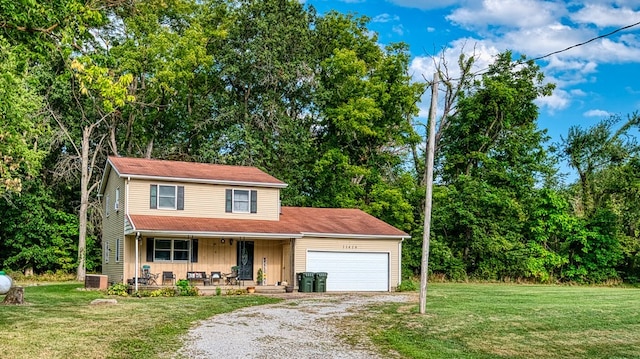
left=135, top=232, right=140, bottom=291
left=290, top=238, right=295, bottom=288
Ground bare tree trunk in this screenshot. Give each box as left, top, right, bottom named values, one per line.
left=76, top=127, right=91, bottom=282
left=420, top=72, right=438, bottom=315
left=3, top=286, right=24, bottom=305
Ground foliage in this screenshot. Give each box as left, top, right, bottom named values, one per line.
left=135, top=287, right=177, bottom=297
left=1, top=0, right=639, bottom=285
left=215, top=286, right=222, bottom=296
left=107, top=283, right=130, bottom=296
left=176, top=279, right=199, bottom=296
left=0, top=180, right=79, bottom=273
left=256, top=268, right=264, bottom=285
left=0, top=38, right=49, bottom=196
left=226, top=288, right=247, bottom=295
left=396, top=279, right=418, bottom=292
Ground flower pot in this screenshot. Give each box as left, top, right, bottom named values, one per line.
left=247, top=286, right=256, bottom=294
left=285, top=285, right=294, bottom=293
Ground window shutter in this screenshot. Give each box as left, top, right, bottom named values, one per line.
left=150, top=185, right=157, bottom=209
left=177, top=186, right=184, bottom=210
left=146, top=238, right=154, bottom=262
left=225, top=189, right=232, bottom=213
left=191, top=239, right=198, bottom=263
left=250, top=190, right=257, bottom=213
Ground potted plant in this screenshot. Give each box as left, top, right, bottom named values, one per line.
left=246, top=286, right=255, bottom=294
left=256, top=268, right=264, bottom=285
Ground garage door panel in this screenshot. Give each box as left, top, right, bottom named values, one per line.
left=307, top=251, right=389, bottom=291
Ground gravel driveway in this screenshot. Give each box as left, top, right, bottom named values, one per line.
left=176, top=293, right=409, bottom=358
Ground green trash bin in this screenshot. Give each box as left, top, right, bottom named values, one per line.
left=297, top=272, right=315, bottom=292
left=314, top=272, right=327, bottom=292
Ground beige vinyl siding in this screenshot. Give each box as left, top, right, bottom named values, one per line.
left=124, top=237, right=287, bottom=285
left=128, top=180, right=280, bottom=220
left=101, top=168, right=126, bottom=284
left=253, top=240, right=286, bottom=285
left=294, top=237, right=401, bottom=290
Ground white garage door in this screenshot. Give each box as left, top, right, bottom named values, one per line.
left=306, top=251, right=389, bottom=291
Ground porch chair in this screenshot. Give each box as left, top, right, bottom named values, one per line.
left=223, top=267, right=238, bottom=285
left=209, top=271, right=222, bottom=286
left=141, top=265, right=159, bottom=285
left=162, top=271, right=176, bottom=286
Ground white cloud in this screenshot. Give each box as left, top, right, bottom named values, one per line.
left=583, top=109, right=612, bottom=117
left=625, top=86, right=640, bottom=95
left=536, top=88, right=571, bottom=112
left=570, top=89, right=587, bottom=96
left=410, top=38, right=500, bottom=82
left=570, top=4, right=640, bottom=27
left=392, top=24, right=405, bottom=35
left=372, top=13, right=400, bottom=23
left=447, top=0, right=566, bottom=32
left=427, top=27, right=435, bottom=32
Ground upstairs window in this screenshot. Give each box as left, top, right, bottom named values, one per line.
left=105, top=194, right=110, bottom=217
left=114, top=187, right=120, bottom=212
left=115, top=238, right=121, bottom=262
left=150, top=185, right=184, bottom=210
left=226, top=189, right=257, bottom=213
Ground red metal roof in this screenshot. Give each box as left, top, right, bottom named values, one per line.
left=129, top=206, right=408, bottom=238
left=108, top=156, right=285, bottom=186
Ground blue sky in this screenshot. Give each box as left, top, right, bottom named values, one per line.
left=304, top=0, right=640, bottom=177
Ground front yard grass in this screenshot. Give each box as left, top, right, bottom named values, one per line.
left=351, top=283, right=640, bottom=359
left=0, top=283, right=280, bottom=359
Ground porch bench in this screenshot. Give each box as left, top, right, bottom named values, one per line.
left=186, top=271, right=209, bottom=286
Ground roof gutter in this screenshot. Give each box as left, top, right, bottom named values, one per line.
left=115, top=172, right=288, bottom=189
left=125, top=229, right=303, bottom=239
left=300, top=232, right=409, bottom=240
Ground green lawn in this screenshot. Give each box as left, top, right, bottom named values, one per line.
left=0, top=283, right=280, bottom=359
left=4, top=283, right=639, bottom=359
left=354, top=284, right=640, bottom=359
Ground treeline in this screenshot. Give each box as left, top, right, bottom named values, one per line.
left=0, top=0, right=638, bottom=283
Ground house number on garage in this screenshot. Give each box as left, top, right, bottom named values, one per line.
left=342, top=245, right=358, bottom=249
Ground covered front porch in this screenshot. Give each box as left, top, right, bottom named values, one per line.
left=123, top=234, right=296, bottom=288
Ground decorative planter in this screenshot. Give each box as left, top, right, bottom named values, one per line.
left=247, top=286, right=256, bottom=294
left=285, top=286, right=294, bottom=293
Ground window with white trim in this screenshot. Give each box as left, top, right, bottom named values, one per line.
left=114, top=187, right=120, bottom=212
left=154, top=239, right=190, bottom=261
left=234, top=190, right=249, bottom=212
left=150, top=185, right=184, bottom=210
left=104, top=241, right=110, bottom=263
left=115, top=238, right=121, bottom=262
left=225, top=189, right=257, bottom=213
left=105, top=194, right=110, bottom=217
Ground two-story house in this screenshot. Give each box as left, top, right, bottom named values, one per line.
left=99, top=156, right=409, bottom=291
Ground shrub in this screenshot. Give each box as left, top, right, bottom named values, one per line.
left=226, top=288, right=246, bottom=295
left=215, top=286, right=222, bottom=296
left=107, top=283, right=129, bottom=296
left=396, top=279, right=418, bottom=292
left=176, top=279, right=198, bottom=296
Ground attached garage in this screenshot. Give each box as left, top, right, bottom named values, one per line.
left=306, top=250, right=390, bottom=291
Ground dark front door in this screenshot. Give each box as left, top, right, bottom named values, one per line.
left=236, top=241, right=254, bottom=280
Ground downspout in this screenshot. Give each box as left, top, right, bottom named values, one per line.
left=398, top=238, right=404, bottom=287
left=290, top=238, right=295, bottom=289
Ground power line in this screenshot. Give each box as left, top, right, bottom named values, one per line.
left=530, top=20, right=640, bottom=61
left=448, top=20, right=640, bottom=81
